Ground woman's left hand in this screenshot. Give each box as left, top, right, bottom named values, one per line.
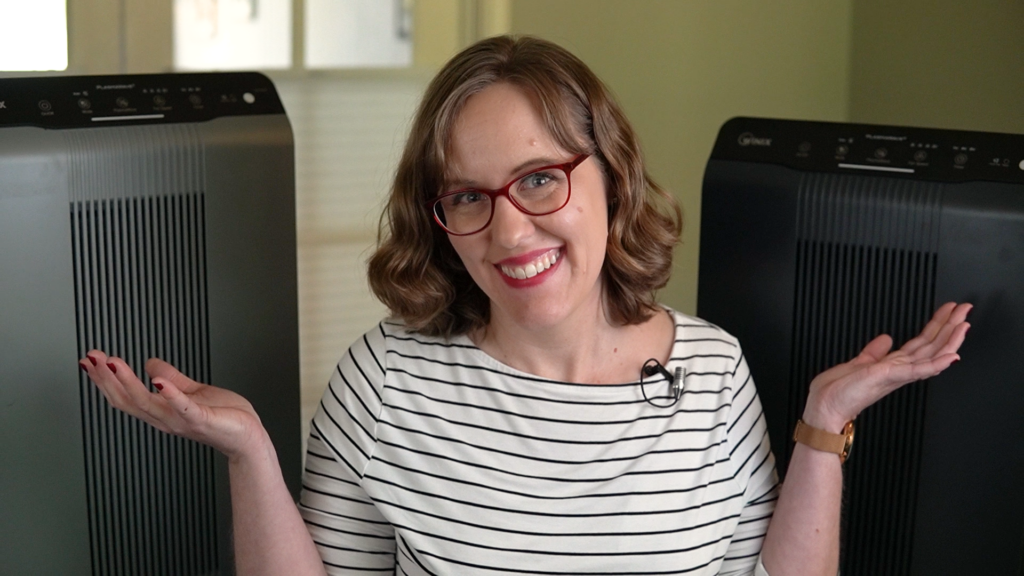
left=802, top=301, right=972, bottom=431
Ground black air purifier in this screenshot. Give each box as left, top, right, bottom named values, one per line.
left=698, top=117, right=1024, bottom=574
left=0, top=73, right=300, bottom=574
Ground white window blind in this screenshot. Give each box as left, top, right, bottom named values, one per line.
left=174, top=0, right=293, bottom=70
left=271, top=74, right=426, bottom=447
left=0, top=0, right=68, bottom=71
left=305, top=0, right=413, bottom=69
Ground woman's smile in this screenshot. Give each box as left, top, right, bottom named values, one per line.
left=496, top=247, right=561, bottom=284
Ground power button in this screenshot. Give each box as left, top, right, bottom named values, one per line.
left=1019, top=159, right=1024, bottom=170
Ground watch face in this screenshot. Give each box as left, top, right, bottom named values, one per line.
left=841, top=421, right=856, bottom=463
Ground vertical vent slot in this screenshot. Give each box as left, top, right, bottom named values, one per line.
left=71, top=194, right=219, bottom=576
left=789, top=173, right=941, bottom=575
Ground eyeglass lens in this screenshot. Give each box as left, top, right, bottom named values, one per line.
left=433, top=166, right=572, bottom=235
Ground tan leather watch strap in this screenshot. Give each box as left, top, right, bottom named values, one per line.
left=793, top=419, right=855, bottom=463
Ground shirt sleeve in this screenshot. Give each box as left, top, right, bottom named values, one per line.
left=298, top=323, right=397, bottom=574
left=718, top=350, right=781, bottom=576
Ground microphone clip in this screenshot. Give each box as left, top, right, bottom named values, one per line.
left=641, top=358, right=685, bottom=407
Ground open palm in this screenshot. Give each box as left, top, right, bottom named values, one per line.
left=80, top=351, right=264, bottom=459
left=804, top=302, right=972, bottom=429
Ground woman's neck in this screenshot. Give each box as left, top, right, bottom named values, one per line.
left=471, top=302, right=673, bottom=385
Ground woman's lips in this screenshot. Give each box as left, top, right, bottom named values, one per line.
left=496, top=248, right=561, bottom=282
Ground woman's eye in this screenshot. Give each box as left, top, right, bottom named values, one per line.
left=520, top=172, right=554, bottom=189
left=448, top=191, right=485, bottom=206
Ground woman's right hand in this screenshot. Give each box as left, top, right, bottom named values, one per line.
left=79, top=351, right=266, bottom=461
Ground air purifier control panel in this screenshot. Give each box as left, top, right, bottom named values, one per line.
left=712, top=117, right=1024, bottom=185
left=0, top=72, right=285, bottom=129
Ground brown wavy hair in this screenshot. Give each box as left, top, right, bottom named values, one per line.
left=367, top=35, right=682, bottom=339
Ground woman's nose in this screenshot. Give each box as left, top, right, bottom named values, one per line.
left=488, top=195, right=534, bottom=247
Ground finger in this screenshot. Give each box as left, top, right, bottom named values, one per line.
left=81, top=351, right=135, bottom=410
left=100, top=357, right=177, bottom=432
left=851, top=334, right=894, bottom=365
left=906, top=315, right=970, bottom=361
left=811, top=335, right=892, bottom=383
left=153, top=377, right=206, bottom=432
left=931, top=322, right=969, bottom=359
left=900, top=302, right=959, bottom=355
left=808, top=335, right=893, bottom=396
left=903, top=302, right=972, bottom=357
left=107, top=356, right=165, bottom=406
left=883, top=351, right=961, bottom=388
left=146, top=358, right=203, bottom=394
left=84, top=349, right=109, bottom=369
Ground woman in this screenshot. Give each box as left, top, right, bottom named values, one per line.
left=81, top=36, right=970, bottom=575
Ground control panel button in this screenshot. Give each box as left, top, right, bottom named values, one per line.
left=115, top=97, right=130, bottom=108
left=874, top=147, right=888, bottom=159
left=243, top=92, right=256, bottom=104
left=153, top=95, right=167, bottom=107
left=38, top=100, right=52, bottom=112
left=954, top=153, right=968, bottom=166
left=1019, top=159, right=1024, bottom=171
left=913, top=150, right=928, bottom=162
left=836, top=145, right=849, bottom=156
left=78, top=98, right=92, bottom=110
left=189, top=94, right=203, bottom=106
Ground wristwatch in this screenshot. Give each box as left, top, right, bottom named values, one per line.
left=793, top=419, right=855, bottom=464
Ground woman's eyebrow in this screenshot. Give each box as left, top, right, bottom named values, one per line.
left=509, top=156, right=562, bottom=176
left=445, top=156, right=565, bottom=190
left=444, top=176, right=477, bottom=190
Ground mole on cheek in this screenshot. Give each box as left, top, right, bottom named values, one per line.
left=577, top=206, right=583, bottom=213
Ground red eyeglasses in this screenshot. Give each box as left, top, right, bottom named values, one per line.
left=428, top=155, right=589, bottom=235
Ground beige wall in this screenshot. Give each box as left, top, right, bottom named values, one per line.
left=849, top=0, right=1024, bottom=134
left=67, top=0, right=173, bottom=74
left=511, top=0, right=853, bottom=314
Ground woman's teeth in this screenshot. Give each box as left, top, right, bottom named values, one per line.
left=500, top=250, right=559, bottom=279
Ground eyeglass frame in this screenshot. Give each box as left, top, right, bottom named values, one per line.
left=427, top=154, right=590, bottom=236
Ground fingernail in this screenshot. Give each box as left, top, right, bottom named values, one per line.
left=87, top=355, right=98, bottom=366
left=79, top=362, right=90, bottom=372
left=106, top=362, right=117, bottom=374
left=154, top=382, right=164, bottom=391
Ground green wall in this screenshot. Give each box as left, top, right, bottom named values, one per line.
left=849, top=0, right=1024, bottom=133
left=511, top=0, right=853, bottom=314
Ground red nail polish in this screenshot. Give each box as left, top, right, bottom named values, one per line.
left=79, top=362, right=89, bottom=372
left=87, top=355, right=98, bottom=366
left=154, top=382, right=164, bottom=391
left=106, top=362, right=117, bottom=374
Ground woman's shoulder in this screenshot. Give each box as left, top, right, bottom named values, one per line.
left=346, top=317, right=481, bottom=368
left=661, top=307, right=743, bottom=363
left=325, top=319, right=478, bottom=406
left=663, top=307, right=740, bottom=344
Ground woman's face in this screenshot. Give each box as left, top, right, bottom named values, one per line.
left=445, top=82, right=609, bottom=332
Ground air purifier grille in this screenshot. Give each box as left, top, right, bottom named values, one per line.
left=789, top=172, right=940, bottom=573
left=70, top=166, right=219, bottom=573
left=71, top=194, right=218, bottom=575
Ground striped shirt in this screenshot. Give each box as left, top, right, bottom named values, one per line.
left=299, top=309, right=779, bottom=575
